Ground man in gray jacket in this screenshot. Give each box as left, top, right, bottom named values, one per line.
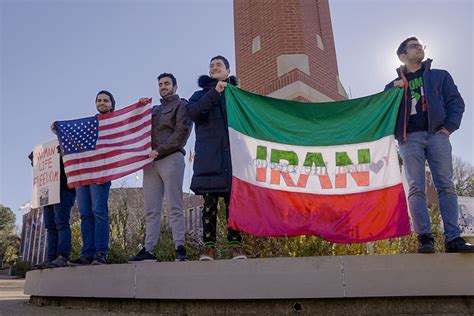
left=129, top=73, right=192, bottom=262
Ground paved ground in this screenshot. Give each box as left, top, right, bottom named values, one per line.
left=0, top=274, right=27, bottom=299
left=0, top=274, right=37, bottom=316
left=0, top=272, right=145, bottom=315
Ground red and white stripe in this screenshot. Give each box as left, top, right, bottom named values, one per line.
left=63, top=99, right=154, bottom=188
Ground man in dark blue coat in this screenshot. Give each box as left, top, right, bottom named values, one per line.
left=386, top=36, right=473, bottom=253
left=186, top=55, right=246, bottom=261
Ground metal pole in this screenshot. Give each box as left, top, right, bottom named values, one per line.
left=31, top=210, right=39, bottom=264
left=42, top=230, right=47, bottom=262
left=36, top=208, right=43, bottom=264
left=21, top=217, right=28, bottom=260
left=26, top=212, right=34, bottom=262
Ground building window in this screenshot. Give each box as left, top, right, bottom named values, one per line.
left=197, top=206, right=204, bottom=229
left=187, top=208, right=194, bottom=232
left=316, top=34, right=324, bottom=50
left=252, top=36, right=261, bottom=53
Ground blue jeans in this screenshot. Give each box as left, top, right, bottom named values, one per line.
left=399, top=131, right=461, bottom=242
left=76, top=182, right=111, bottom=258
left=43, top=188, right=76, bottom=261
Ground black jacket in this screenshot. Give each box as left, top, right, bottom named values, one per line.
left=186, top=75, right=237, bottom=194
left=385, top=59, right=465, bottom=142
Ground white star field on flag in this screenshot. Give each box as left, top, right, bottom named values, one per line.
left=56, top=116, right=99, bottom=154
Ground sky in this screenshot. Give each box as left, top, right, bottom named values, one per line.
left=1, top=0, right=473, bottom=227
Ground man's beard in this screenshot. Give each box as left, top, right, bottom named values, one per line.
left=160, top=90, right=174, bottom=98
left=411, top=54, right=424, bottom=64
left=98, top=107, right=111, bottom=114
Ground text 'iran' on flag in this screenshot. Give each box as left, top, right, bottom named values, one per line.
left=224, top=85, right=411, bottom=243
left=55, top=98, right=154, bottom=188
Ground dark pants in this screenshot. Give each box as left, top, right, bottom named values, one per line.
left=43, top=188, right=76, bottom=261
left=202, top=192, right=241, bottom=247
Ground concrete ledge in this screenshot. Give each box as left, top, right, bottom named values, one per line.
left=25, top=254, right=474, bottom=300
left=343, top=253, right=473, bottom=297
left=29, top=296, right=474, bottom=315
left=25, top=263, right=136, bottom=298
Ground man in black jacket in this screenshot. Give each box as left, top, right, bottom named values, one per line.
left=186, top=56, right=246, bottom=260
left=30, top=146, right=76, bottom=269
left=386, top=36, right=472, bottom=253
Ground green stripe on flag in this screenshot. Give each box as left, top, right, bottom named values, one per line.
left=225, top=85, right=403, bottom=146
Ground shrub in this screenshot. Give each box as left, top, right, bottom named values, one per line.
left=11, top=260, right=32, bottom=277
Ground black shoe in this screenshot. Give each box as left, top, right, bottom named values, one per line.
left=128, top=247, right=157, bottom=263
left=68, top=256, right=93, bottom=266
left=417, top=234, right=435, bottom=253
left=175, top=245, right=188, bottom=262
left=33, top=261, right=53, bottom=270
left=92, top=252, right=107, bottom=265
left=50, top=255, right=68, bottom=268
left=445, top=237, right=474, bottom=253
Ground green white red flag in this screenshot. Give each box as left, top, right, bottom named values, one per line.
left=225, top=85, right=410, bottom=243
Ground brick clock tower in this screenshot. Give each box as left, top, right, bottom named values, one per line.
left=234, top=0, right=347, bottom=102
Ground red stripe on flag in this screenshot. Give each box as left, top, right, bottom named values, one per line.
left=99, top=120, right=150, bottom=140
left=98, top=99, right=151, bottom=120
left=65, top=155, right=150, bottom=177
left=63, top=143, right=151, bottom=167
left=96, top=130, right=152, bottom=148
left=67, top=162, right=153, bottom=188
left=99, top=108, right=152, bottom=131
left=228, top=177, right=410, bottom=243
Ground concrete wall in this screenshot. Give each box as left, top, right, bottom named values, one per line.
left=25, top=254, right=473, bottom=299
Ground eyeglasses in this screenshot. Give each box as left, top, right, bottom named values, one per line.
left=406, top=43, right=426, bottom=50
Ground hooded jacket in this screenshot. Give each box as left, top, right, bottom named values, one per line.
left=385, top=59, right=465, bottom=142
left=186, top=75, right=237, bottom=194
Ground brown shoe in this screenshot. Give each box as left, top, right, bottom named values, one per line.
left=199, top=247, right=216, bottom=261
left=229, top=246, right=247, bottom=260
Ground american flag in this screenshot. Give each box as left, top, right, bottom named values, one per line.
left=55, top=99, right=154, bottom=188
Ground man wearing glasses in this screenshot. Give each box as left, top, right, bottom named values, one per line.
left=386, top=36, right=472, bottom=253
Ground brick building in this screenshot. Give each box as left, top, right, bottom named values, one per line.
left=234, top=0, right=347, bottom=102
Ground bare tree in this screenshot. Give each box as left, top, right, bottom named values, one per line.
left=452, top=156, right=474, bottom=197
left=108, top=187, right=146, bottom=253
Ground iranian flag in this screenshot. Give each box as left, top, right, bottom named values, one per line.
left=225, top=85, right=410, bottom=243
